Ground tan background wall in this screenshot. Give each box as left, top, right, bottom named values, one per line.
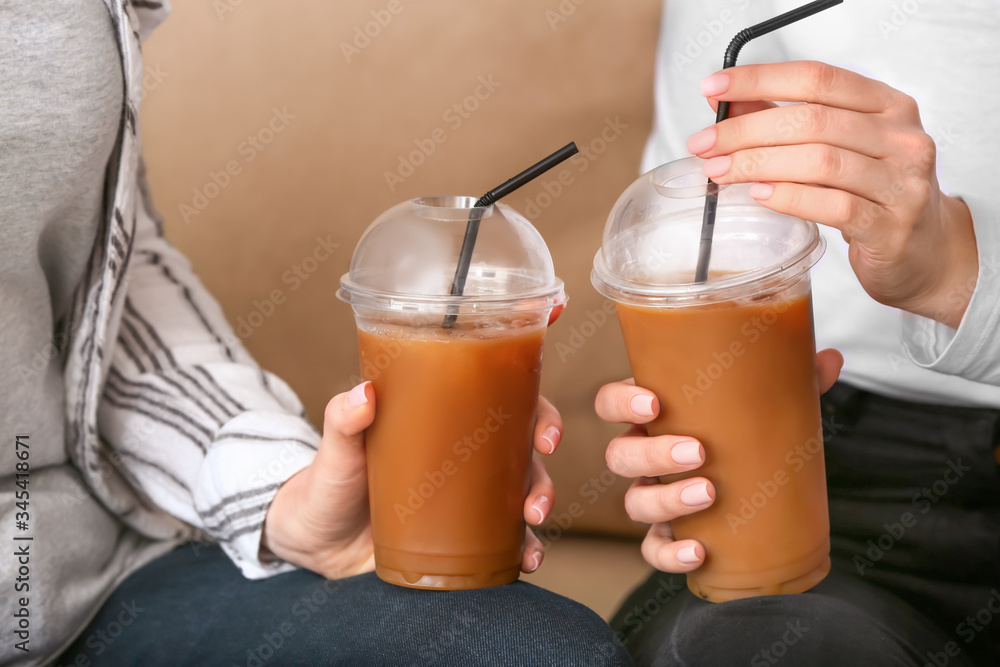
left=141, top=0, right=662, bottom=539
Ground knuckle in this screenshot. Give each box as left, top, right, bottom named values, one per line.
left=618, top=391, right=638, bottom=420
left=641, top=529, right=675, bottom=573
left=323, top=396, right=341, bottom=426
left=640, top=534, right=662, bottom=569
left=623, top=487, right=645, bottom=521
left=905, top=131, right=937, bottom=168
left=734, top=149, right=763, bottom=179
left=803, top=61, right=838, bottom=98
left=857, top=201, right=880, bottom=230
left=654, top=485, right=676, bottom=519
left=806, top=103, right=832, bottom=137
left=595, top=387, right=624, bottom=422
left=593, top=388, right=609, bottom=418
left=813, top=145, right=844, bottom=181
left=783, top=183, right=806, bottom=212
left=725, top=116, right=748, bottom=149
left=831, top=191, right=857, bottom=224
left=605, top=438, right=629, bottom=473
left=894, top=92, right=920, bottom=118
left=640, top=441, right=668, bottom=475
left=908, top=177, right=933, bottom=207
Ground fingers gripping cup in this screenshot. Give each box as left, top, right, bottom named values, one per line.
left=338, top=196, right=566, bottom=590
left=592, top=157, right=830, bottom=602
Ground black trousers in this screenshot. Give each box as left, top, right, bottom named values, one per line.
left=611, top=382, right=1000, bottom=666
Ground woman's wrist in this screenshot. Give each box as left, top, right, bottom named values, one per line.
left=259, top=466, right=375, bottom=578
left=259, top=469, right=310, bottom=565
left=919, top=196, right=978, bottom=329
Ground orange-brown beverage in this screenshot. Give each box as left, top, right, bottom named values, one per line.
left=616, top=280, right=830, bottom=602
left=358, top=322, right=545, bottom=589
left=339, top=195, right=565, bottom=590
left=592, top=156, right=830, bottom=602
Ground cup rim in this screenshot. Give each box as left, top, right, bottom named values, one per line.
left=410, top=195, right=497, bottom=221
left=337, top=277, right=567, bottom=314
left=592, top=233, right=826, bottom=307
left=649, top=156, right=731, bottom=199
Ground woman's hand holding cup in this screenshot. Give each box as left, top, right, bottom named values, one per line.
left=596, top=349, right=844, bottom=574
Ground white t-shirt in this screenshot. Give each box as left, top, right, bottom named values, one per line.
left=644, top=0, right=1000, bottom=406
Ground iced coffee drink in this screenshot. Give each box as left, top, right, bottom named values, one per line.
left=339, top=196, right=565, bottom=590
left=593, top=157, right=830, bottom=602
left=359, top=321, right=545, bottom=589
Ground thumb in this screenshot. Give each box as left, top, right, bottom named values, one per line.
left=816, top=349, right=844, bottom=395
left=321, top=382, right=376, bottom=455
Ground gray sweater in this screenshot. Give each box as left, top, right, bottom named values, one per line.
left=1, top=2, right=320, bottom=665
left=0, top=3, right=163, bottom=664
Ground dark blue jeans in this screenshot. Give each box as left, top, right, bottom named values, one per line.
left=58, top=543, right=631, bottom=666
left=611, top=382, right=1000, bottom=666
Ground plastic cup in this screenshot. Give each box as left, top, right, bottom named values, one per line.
left=338, top=196, right=565, bottom=590
left=592, top=157, right=830, bottom=602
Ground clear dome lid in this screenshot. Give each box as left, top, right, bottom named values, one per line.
left=338, top=196, right=565, bottom=314
left=592, top=157, right=825, bottom=306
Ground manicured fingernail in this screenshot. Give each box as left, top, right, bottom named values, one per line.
left=687, top=127, right=716, bottom=155
left=346, top=382, right=370, bottom=409
left=530, top=495, right=551, bottom=524
left=703, top=155, right=731, bottom=179
left=670, top=440, right=703, bottom=466
left=749, top=182, right=775, bottom=200
left=630, top=394, right=655, bottom=418
left=528, top=551, right=542, bottom=573
left=541, top=426, right=561, bottom=454
left=701, top=72, right=730, bottom=97
left=680, top=482, right=713, bottom=506
left=677, top=545, right=701, bottom=564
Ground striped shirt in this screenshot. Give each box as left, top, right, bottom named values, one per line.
left=2, top=2, right=319, bottom=664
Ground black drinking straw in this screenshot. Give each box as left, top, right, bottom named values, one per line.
left=694, top=0, right=843, bottom=284
left=443, top=142, right=579, bottom=327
